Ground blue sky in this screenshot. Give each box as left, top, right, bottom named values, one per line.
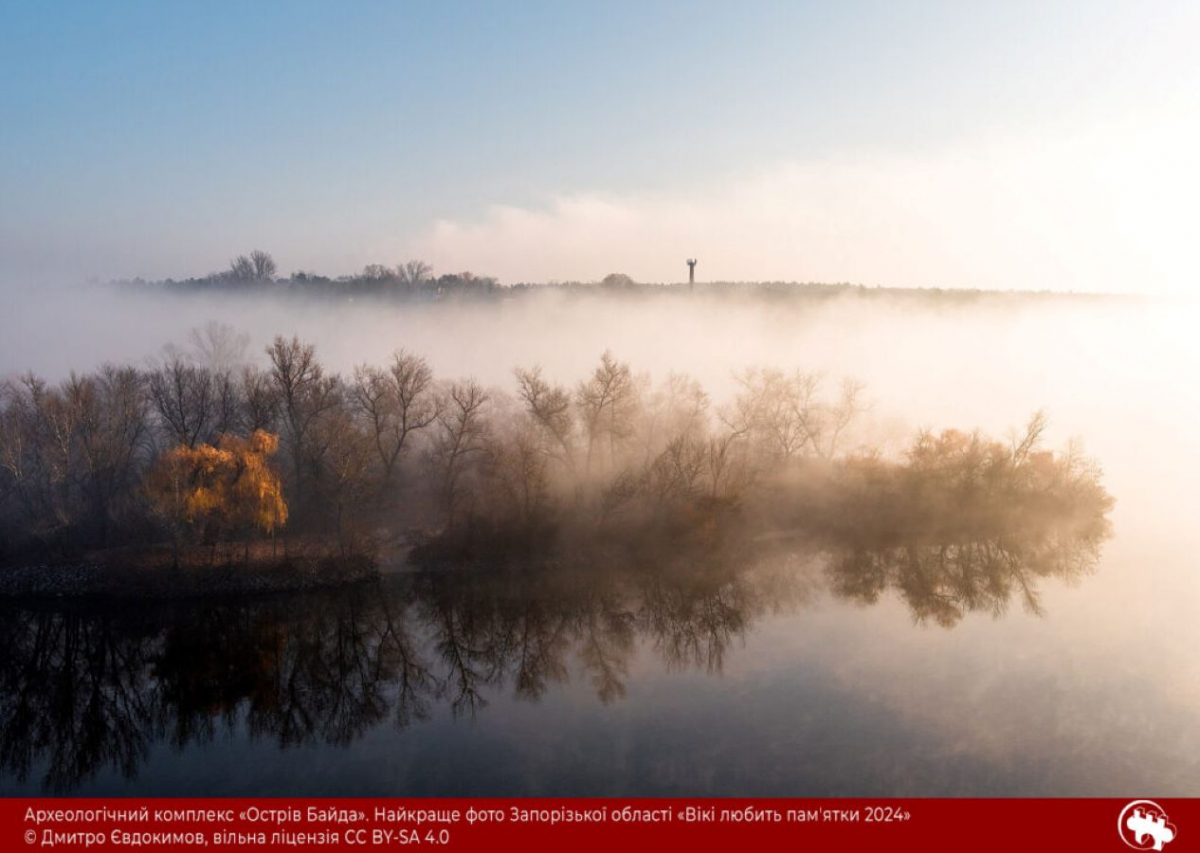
left=2, top=1, right=1198, bottom=290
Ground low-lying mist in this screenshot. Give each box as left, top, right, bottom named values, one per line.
left=0, top=283, right=1119, bottom=597
left=2, top=282, right=1193, bottom=461
left=1, top=281, right=1195, bottom=587
left=4, top=279, right=1198, bottom=799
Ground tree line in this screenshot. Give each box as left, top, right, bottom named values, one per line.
left=0, top=322, right=1112, bottom=571
left=112, top=250, right=1113, bottom=305
left=119, top=250, right=499, bottom=301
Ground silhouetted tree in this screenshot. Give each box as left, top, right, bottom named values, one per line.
left=148, top=355, right=216, bottom=449
left=515, top=366, right=577, bottom=476
left=266, top=336, right=339, bottom=488
left=576, top=351, right=637, bottom=474
left=428, top=380, right=490, bottom=527
left=351, top=351, right=439, bottom=487
left=250, top=250, right=276, bottom=281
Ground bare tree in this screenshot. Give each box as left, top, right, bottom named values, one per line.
left=228, top=255, right=253, bottom=281
left=397, top=260, right=433, bottom=290
left=0, top=378, right=50, bottom=533
left=211, top=370, right=240, bottom=439
left=314, top=408, right=375, bottom=557
left=819, top=378, right=866, bottom=459
left=250, top=250, right=276, bottom=281
left=350, top=351, right=439, bottom=486
left=239, top=366, right=280, bottom=433
left=187, top=321, right=250, bottom=374
left=266, top=336, right=339, bottom=483
left=1010, top=409, right=1048, bottom=468
left=361, top=264, right=393, bottom=281
left=644, top=434, right=707, bottom=506
left=428, top=380, right=490, bottom=526
left=67, top=366, right=150, bottom=544
left=514, top=366, right=576, bottom=474
left=576, top=351, right=637, bottom=474
left=17, top=374, right=80, bottom=543
left=723, top=368, right=854, bottom=463
left=148, top=354, right=215, bottom=448
left=228, top=251, right=275, bottom=282
left=703, top=432, right=754, bottom=502
left=484, top=422, right=550, bottom=527
left=637, top=372, right=709, bottom=461
left=0, top=368, right=150, bottom=548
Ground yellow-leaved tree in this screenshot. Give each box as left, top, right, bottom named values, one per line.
left=147, top=429, right=288, bottom=566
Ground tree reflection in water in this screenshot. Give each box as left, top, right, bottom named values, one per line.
left=0, top=480, right=1110, bottom=792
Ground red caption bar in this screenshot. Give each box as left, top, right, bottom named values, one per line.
left=3, top=798, right=1195, bottom=852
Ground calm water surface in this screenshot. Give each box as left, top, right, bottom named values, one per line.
left=0, top=521, right=1194, bottom=796
left=2, top=300, right=1198, bottom=796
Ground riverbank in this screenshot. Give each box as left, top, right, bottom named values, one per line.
left=0, top=546, right=378, bottom=600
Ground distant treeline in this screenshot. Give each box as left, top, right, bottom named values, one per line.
left=0, top=322, right=1113, bottom=583
left=110, top=250, right=1117, bottom=303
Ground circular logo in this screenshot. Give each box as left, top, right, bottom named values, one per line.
left=1119, top=800, right=1177, bottom=851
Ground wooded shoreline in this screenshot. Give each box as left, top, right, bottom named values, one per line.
left=0, top=551, right=379, bottom=600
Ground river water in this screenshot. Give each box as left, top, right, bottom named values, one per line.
left=1, top=294, right=1197, bottom=795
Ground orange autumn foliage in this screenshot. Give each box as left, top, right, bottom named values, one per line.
left=147, top=430, right=288, bottom=539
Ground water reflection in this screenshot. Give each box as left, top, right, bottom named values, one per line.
left=0, top=502, right=1108, bottom=793
left=823, top=509, right=1108, bottom=627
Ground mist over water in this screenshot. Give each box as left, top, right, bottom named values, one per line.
left=6, top=0, right=1200, bottom=805
left=1, top=283, right=1197, bottom=795
left=4, top=285, right=1196, bottom=502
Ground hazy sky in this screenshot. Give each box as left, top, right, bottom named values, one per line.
left=2, top=1, right=1198, bottom=292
